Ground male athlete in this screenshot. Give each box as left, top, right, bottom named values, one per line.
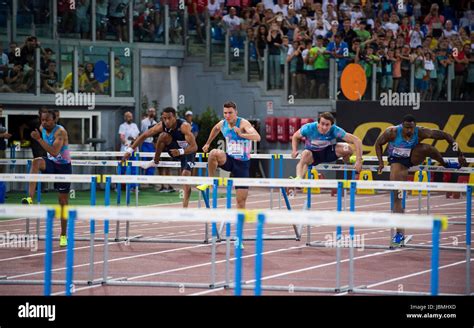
left=291, top=112, right=363, bottom=178
left=123, top=107, right=197, bottom=207
left=375, top=114, right=467, bottom=246
left=22, top=109, right=72, bottom=247
left=198, top=101, right=261, bottom=209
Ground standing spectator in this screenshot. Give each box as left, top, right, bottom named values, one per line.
left=140, top=107, right=157, bottom=177
left=109, top=0, right=129, bottom=42
left=392, top=47, right=402, bottom=92
left=443, top=20, right=458, bottom=38
left=383, top=13, right=399, bottom=36
left=409, top=22, right=423, bottom=49
left=187, top=0, right=208, bottom=43
left=381, top=48, right=395, bottom=93
left=76, top=0, right=91, bottom=39
left=184, top=110, right=199, bottom=138
left=325, top=32, right=349, bottom=76
left=424, top=3, right=444, bottom=38
left=341, top=18, right=357, bottom=50
left=354, top=20, right=371, bottom=43
left=267, top=23, right=283, bottom=89
left=255, top=24, right=268, bottom=79
left=414, top=46, right=427, bottom=97
left=287, top=40, right=305, bottom=98
left=273, top=0, right=288, bottom=17
left=96, top=0, right=109, bottom=40
left=466, top=45, right=474, bottom=100
left=312, top=35, right=329, bottom=98
left=433, top=47, right=449, bottom=100
left=118, top=111, right=139, bottom=186
left=453, top=43, right=469, bottom=100
left=0, top=105, right=12, bottom=164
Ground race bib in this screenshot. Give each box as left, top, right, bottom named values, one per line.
left=227, top=141, right=244, bottom=156
left=177, top=140, right=188, bottom=149
left=392, top=147, right=411, bottom=157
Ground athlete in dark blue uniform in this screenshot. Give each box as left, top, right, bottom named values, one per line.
left=375, top=114, right=467, bottom=246
left=123, top=107, right=197, bottom=208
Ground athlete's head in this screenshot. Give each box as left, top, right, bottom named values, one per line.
left=161, top=107, right=177, bottom=128
left=223, top=101, right=238, bottom=124
left=317, top=112, right=335, bottom=135
left=401, top=114, right=416, bottom=138
left=40, top=110, right=57, bottom=131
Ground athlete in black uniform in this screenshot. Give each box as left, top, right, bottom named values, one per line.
left=123, top=107, right=198, bottom=207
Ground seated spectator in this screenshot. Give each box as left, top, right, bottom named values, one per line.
left=41, top=60, right=60, bottom=94
left=62, top=64, right=85, bottom=92
left=81, top=62, right=104, bottom=94
left=0, top=42, right=8, bottom=84
left=5, top=63, right=27, bottom=92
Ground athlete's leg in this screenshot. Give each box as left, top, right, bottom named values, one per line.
left=390, top=163, right=409, bottom=235
left=154, top=133, right=173, bottom=163
left=58, top=192, right=68, bottom=236
left=410, top=143, right=445, bottom=166
left=335, top=142, right=354, bottom=163
left=235, top=188, right=249, bottom=209
left=296, top=150, right=314, bottom=178
left=28, top=158, right=46, bottom=200
left=181, top=169, right=192, bottom=208
left=207, top=149, right=227, bottom=176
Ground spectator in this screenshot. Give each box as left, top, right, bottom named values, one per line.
left=118, top=111, right=139, bottom=187
left=140, top=107, right=157, bottom=177
left=7, top=42, right=21, bottom=66
left=409, top=22, right=424, bottom=49
left=433, top=47, right=449, bottom=100
left=311, top=35, right=329, bottom=98
left=184, top=110, right=199, bottom=138
left=96, top=0, right=109, bottom=40
left=187, top=0, right=208, bottom=43
left=135, top=2, right=157, bottom=42
left=41, top=60, right=60, bottom=94
left=255, top=24, right=268, bottom=78
left=381, top=48, right=395, bottom=93
left=62, top=65, right=85, bottom=92
left=325, top=32, right=349, bottom=75
left=287, top=40, right=305, bottom=98
left=5, top=63, right=27, bottom=93
left=414, top=46, right=427, bottom=97
left=40, top=48, right=54, bottom=73
left=453, top=42, right=469, bottom=100
left=392, top=47, right=402, bottom=92
left=341, top=18, right=357, bottom=50
left=273, top=0, right=288, bottom=17
left=0, top=42, right=8, bottom=89
left=354, top=20, right=371, bottom=43
left=0, top=105, right=12, bottom=168
left=443, top=20, right=458, bottom=38
left=81, top=63, right=104, bottom=94
left=384, top=13, right=399, bottom=36
left=267, top=22, right=283, bottom=89
left=109, top=0, right=129, bottom=42
left=76, top=0, right=91, bottom=39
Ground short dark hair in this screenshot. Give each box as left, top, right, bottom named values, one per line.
left=223, top=101, right=237, bottom=110
left=318, top=112, right=335, bottom=124
left=162, top=107, right=176, bottom=116
left=39, top=106, right=48, bottom=116
left=402, top=114, right=416, bottom=123
left=42, top=109, right=56, bottom=121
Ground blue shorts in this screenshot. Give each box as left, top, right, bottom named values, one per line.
left=308, top=145, right=338, bottom=165
left=41, top=157, right=72, bottom=193
left=388, top=155, right=413, bottom=169
left=219, top=154, right=250, bottom=189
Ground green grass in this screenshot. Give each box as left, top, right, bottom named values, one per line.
left=4, top=189, right=227, bottom=207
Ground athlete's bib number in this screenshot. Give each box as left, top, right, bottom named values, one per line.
left=392, top=147, right=411, bottom=157
left=227, top=142, right=244, bottom=156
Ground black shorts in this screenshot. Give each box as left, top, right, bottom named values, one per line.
left=219, top=154, right=250, bottom=190
left=41, top=157, right=72, bottom=193
left=110, top=16, right=127, bottom=26
left=388, top=155, right=413, bottom=169
left=309, top=145, right=338, bottom=165
left=165, top=143, right=195, bottom=171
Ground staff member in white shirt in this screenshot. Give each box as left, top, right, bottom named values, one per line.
left=118, top=111, right=140, bottom=184
left=140, top=107, right=157, bottom=176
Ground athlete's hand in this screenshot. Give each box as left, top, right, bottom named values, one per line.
left=355, top=159, right=362, bottom=173
left=458, top=153, right=467, bottom=167
left=122, top=152, right=131, bottom=162
left=233, top=126, right=242, bottom=136
left=377, top=162, right=384, bottom=175
left=169, top=149, right=181, bottom=157
left=291, top=150, right=299, bottom=159
left=30, top=129, right=41, bottom=141
left=202, top=144, right=210, bottom=153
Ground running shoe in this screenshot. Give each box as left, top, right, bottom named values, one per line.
left=140, top=160, right=159, bottom=170
left=167, top=186, right=176, bottom=193
left=196, top=184, right=210, bottom=191
left=21, top=197, right=33, bottom=205
left=158, top=185, right=168, bottom=193
left=59, top=235, right=68, bottom=247
left=444, top=160, right=461, bottom=169
left=391, top=232, right=405, bottom=247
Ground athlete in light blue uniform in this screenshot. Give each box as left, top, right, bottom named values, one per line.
left=292, top=112, right=363, bottom=179
left=375, top=114, right=467, bottom=246
left=22, top=109, right=72, bottom=247
left=200, top=101, right=261, bottom=209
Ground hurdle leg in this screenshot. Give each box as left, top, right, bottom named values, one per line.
left=225, top=222, right=231, bottom=288
left=336, top=181, right=343, bottom=291
left=88, top=176, right=97, bottom=284
left=210, top=219, right=217, bottom=288
left=103, top=177, right=111, bottom=284
left=466, top=185, right=472, bottom=295
left=65, top=210, right=76, bottom=296
left=43, top=209, right=55, bottom=296
left=348, top=182, right=356, bottom=292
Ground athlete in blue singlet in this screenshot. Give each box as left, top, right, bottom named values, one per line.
left=22, top=109, right=72, bottom=247
left=291, top=112, right=363, bottom=179
left=199, top=101, right=261, bottom=209
left=123, top=107, right=198, bottom=208
left=375, top=114, right=467, bottom=246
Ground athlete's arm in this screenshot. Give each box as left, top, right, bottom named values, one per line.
left=202, top=120, right=224, bottom=153
left=374, top=127, right=396, bottom=174
left=122, top=122, right=163, bottom=161
left=235, top=120, right=261, bottom=141
left=418, top=127, right=466, bottom=163
left=180, top=122, right=198, bottom=155
left=31, top=127, right=66, bottom=157
left=291, top=129, right=302, bottom=159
